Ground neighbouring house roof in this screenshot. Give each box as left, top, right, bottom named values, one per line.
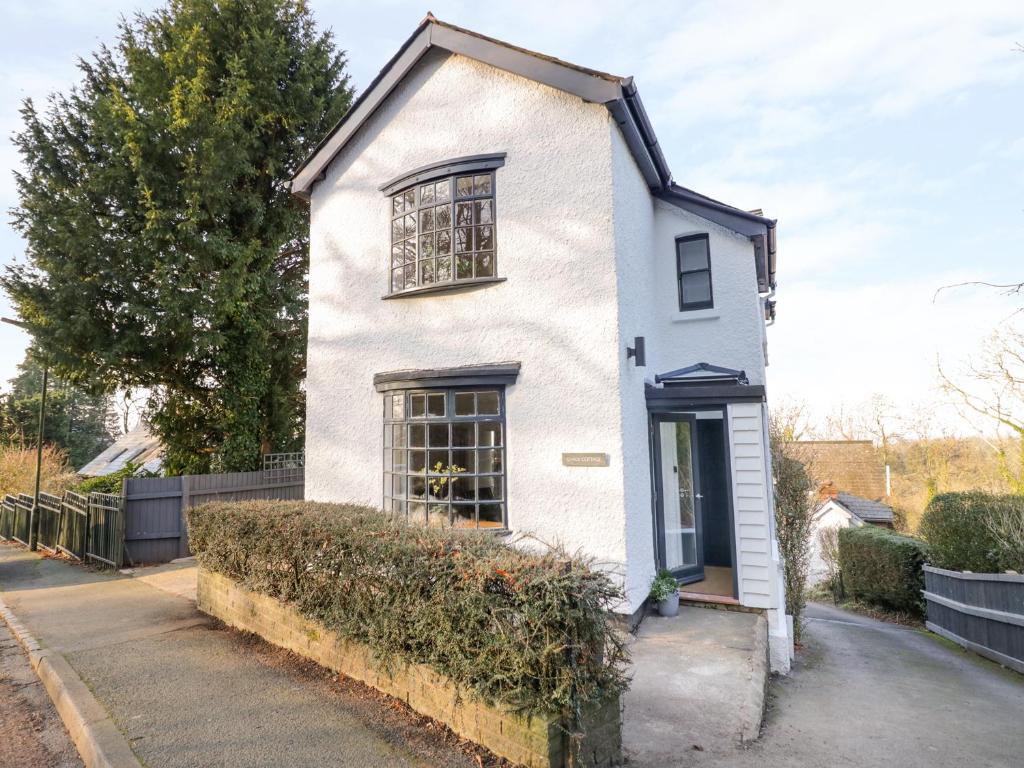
left=289, top=14, right=776, bottom=289
left=77, top=424, right=163, bottom=478
left=791, top=440, right=887, bottom=501
left=827, top=492, right=895, bottom=524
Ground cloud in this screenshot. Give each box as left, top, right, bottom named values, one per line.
left=768, top=272, right=1023, bottom=434
left=640, top=1, right=1024, bottom=127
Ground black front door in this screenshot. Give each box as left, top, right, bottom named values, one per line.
left=653, top=414, right=704, bottom=583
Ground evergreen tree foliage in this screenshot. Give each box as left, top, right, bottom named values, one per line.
left=4, top=0, right=352, bottom=474
left=0, top=352, right=116, bottom=470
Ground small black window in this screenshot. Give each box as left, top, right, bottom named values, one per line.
left=676, top=234, right=713, bottom=310
left=389, top=172, right=496, bottom=294
left=383, top=387, right=506, bottom=530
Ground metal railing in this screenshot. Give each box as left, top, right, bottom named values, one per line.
left=60, top=491, right=90, bottom=560
left=0, top=489, right=125, bottom=568
left=36, top=491, right=63, bottom=553
left=0, top=495, right=16, bottom=541
left=86, top=492, right=125, bottom=568
left=13, top=495, right=33, bottom=546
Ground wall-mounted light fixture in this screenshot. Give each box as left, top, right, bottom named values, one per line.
left=626, top=336, right=645, bottom=367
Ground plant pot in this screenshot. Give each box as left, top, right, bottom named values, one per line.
left=657, top=591, right=679, bottom=617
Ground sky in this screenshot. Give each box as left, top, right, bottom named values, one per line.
left=1, top=0, right=1022, bottom=437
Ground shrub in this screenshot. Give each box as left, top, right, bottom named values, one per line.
left=918, top=492, right=1024, bottom=572
left=986, top=501, right=1024, bottom=573
left=75, top=462, right=156, bottom=495
left=770, top=426, right=814, bottom=643
left=837, top=525, right=928, bottom=614
left=187, top=501, right=629, bottom=716
left=0, top=443, right=76, bottom=498
left=648, top=570, right=677, bottom=602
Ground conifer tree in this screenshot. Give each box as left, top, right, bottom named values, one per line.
left=4, top=0, right=351, bottom=473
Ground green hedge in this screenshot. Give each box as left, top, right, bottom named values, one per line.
left=187, top=501, right=628, bottom=716
left=918, top=492, right=1023, bottom=573
left=837, top=525, right=928, bottom=614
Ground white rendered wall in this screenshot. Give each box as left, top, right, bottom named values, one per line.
left=608, top=123, right=775, bottom=614
left=305, top=47, right=784, bottom=628
left=305, top=51, right=633, bottom=582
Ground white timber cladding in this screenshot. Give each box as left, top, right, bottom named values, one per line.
left=727, top=402, right=775, bottom=608
left=305, top=51, right=631, bottom=575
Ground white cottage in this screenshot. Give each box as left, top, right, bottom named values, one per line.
left=294, top=16, right=792, bottom=671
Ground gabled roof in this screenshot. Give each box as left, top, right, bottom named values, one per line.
left=78, top=424, right=163, bottom=478
left=817, top=492, right=894, bottom=524
left=289, top=14, right=776, bottom=286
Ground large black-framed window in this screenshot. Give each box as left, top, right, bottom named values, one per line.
left=383, top=387, right=506, bottom=529
left=676, top=234, right=713, bottom=310
left=389, top=171, right=497, bottom=295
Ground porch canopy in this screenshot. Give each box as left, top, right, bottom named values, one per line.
left=646, top=362, right=764, bottom=407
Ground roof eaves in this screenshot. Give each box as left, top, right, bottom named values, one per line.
left=290, top=18, right=434, bottom=198
left=290, top=15, right=629, bottom=199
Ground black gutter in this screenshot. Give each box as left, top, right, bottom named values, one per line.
left=620, top=79, right=672, bottom=189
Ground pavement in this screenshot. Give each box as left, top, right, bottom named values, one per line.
left=0, top=542, right=501, bottom=768
left=623, top=606, right=768, bottom=765
left=671, top=602, right=1024, bottom=768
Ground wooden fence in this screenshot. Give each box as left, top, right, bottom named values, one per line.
left=923, top=565, right=1024, bottom=674
left=122, top=467, right=304, bottom=564
left=1, top=459, right=303, bottom=568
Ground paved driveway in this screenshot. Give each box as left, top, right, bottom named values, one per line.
left=688, top=602, right=1024, bottom=768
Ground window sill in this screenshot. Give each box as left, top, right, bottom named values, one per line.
left=382, top=276, right=506, bottom=300
left=672, top=308, right=720, bottom=323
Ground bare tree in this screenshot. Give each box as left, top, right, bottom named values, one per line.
left=940, top=327, right=1024, bottom=493
left=816, top=526, right=841, bottom=600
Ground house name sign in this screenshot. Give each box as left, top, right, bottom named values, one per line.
left=561, top=452, right=610, bottom=468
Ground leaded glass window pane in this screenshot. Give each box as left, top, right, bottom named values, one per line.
left=388, top=170, right=497, bottom=292
left=383, top=389, right=507, bottom=530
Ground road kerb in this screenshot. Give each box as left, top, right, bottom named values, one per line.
left=0, top=596, right=142, bottom=768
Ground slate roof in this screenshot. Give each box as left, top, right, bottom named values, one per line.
left=791, top=440, right=887, bottom=501
left=78, top=424, right=163, bottom=477
left=287, top=14, right=777, bottom=288
left=833, top=492, right=894, bottom=524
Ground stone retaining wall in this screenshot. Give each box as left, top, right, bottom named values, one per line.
left=197, top=568, right=622, bottom=767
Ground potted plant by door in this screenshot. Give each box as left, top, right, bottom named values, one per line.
left=650, top=570, right=680, bottom=617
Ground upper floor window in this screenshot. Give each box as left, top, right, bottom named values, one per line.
left=676, top=234, right=713, bottom=310
left=383, top=154, right=506, bottom=296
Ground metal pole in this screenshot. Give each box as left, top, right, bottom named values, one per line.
left=29, top=364, right=48, bottom=551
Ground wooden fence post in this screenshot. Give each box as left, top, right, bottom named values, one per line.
left=179, top=475, right=191, bottom=558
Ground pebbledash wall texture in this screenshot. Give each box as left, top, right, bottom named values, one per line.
left=307, top=49, right=630, bottom=584
left=305, top=42, right=792, bottom=669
